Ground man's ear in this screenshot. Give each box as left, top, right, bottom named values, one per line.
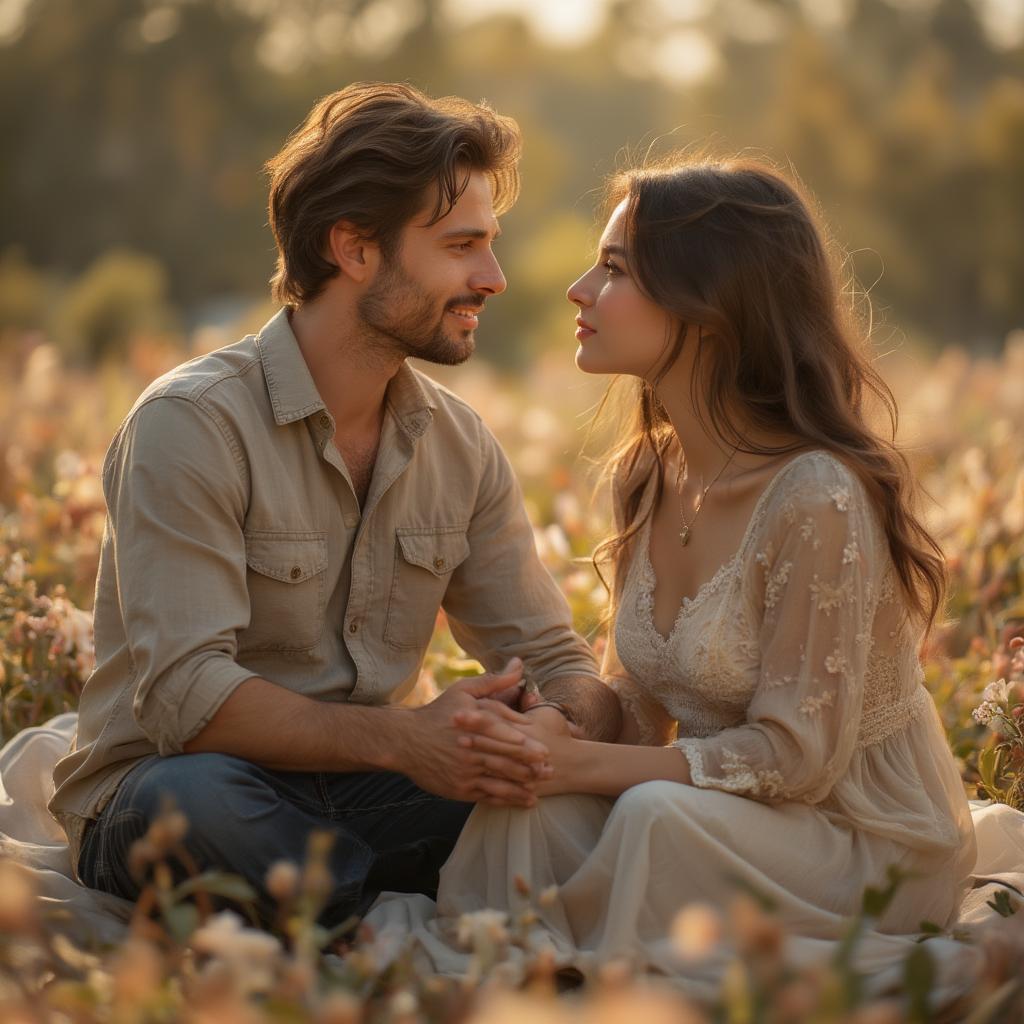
left=325, top=220, right=380, bottom=285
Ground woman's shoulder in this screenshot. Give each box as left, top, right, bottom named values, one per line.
left=754, top=448, right=880, bottom=543
left=768, top=448, right=864, bottom=502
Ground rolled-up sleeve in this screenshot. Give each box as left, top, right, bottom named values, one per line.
left=104, top=395, right=258, bottom=755
left=442, top=423, right=600, bottom=686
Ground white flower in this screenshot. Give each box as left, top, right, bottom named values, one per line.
left=971, top=701, right=1000, bottom=727
left=671, top=902, right=723, bottom=961
left=3, top=552, right=26, bottom=586
left=265, top=860, right=300, bottom=902
left=53, top=598, right=95, bottom=659
left=54, top=449, right=83, bottom=481
left=190, top=911, right=282, bottom=995
left=538, top=885, right=559, bottom=907
left=456, top=908, right=510, bottom=948
left=982, top=678, right=1012, bottom=705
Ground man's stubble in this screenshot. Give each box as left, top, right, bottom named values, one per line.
left=357, top=256, right=481, bottom=367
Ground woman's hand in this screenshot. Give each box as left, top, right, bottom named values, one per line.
left=491, top=705, right=586, bottom=801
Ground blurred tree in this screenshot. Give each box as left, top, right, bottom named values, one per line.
left=0, top=0, right=1021, bottom=363
left=0, top=248, right=50, bottom=331
left=54, top=248, right=177, bottom=363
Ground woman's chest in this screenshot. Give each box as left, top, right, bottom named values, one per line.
left=615, top=550, right=762, bottom=721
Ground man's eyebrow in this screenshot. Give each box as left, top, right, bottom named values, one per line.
left=438, top=225, right=502, bottom=241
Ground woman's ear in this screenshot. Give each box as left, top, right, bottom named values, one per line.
left=325, top=220, right=380, bottom=285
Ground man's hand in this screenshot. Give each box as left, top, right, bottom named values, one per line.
left=396, top=659, right=552, bottom=807
left=461, top=699, right=586, bottom=805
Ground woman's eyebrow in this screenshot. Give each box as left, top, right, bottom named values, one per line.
left=601, top=244, right=627, bottom=257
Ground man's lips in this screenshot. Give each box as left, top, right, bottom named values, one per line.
left=446, top=305, right=483, bottom=329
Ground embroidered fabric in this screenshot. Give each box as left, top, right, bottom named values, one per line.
left=612, top=450, right=942, bottom=810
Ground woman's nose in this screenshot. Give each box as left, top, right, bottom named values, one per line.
left=566, top=273, right=591, bottom=308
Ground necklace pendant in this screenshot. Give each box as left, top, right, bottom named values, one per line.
left=679, top=526, right=691, bottom=546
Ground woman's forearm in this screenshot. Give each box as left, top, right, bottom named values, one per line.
left=562, top=738, right=693, bottom=797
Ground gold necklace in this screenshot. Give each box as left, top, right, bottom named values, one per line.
left=675, top=444, right=739, bottom=547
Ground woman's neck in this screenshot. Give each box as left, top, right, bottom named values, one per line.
left=657, top=383, right=803, bottom=494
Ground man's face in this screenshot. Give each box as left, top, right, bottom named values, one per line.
left=358, top=169, right=507, bottom=365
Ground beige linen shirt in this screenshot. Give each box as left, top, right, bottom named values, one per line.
left=49, top=308, right=600, bottom=877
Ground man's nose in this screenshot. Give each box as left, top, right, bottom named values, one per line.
left=470, top=250, right=507, bottom=296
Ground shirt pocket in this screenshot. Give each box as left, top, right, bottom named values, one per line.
left=239, top=531, right=328, bottom=653
left=384, top=526, right=471, bottom=650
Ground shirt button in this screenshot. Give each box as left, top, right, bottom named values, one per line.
left=433, top=557, right=445, bottom=570
left=318, top=414, right=332, bottom=430
left=289, top=566, right=303, bottom=580
left=348, top=620, right=359, bottom=633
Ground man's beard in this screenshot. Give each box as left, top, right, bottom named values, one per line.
left=357, top=257, right=483, bottom=367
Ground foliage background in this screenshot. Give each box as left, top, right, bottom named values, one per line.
left=2, top=0, right=1024, bottom=367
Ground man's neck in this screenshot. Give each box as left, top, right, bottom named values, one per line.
left=288, top=300, right=400, bottom=436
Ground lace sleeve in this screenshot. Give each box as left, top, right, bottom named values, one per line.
left=672, top=459, right=882, bottom=803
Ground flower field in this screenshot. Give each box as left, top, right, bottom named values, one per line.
left=1, top=319, right=1023, bottom=1022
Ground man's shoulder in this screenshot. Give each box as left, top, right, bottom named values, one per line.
left=125, top=334, right=264, bottom=423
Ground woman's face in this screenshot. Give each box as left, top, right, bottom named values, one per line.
left=566, top=199, right=679, bottom=379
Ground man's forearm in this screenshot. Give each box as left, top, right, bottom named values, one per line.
left=536, top=674, right=622, bottom=743
left=182, top=676, right=409, bottom=773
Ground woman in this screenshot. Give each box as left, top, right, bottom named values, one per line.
left=362, top=154, right=980, bottom=1001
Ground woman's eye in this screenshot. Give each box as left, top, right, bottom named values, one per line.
left=603, top=260, right=622, bottom=276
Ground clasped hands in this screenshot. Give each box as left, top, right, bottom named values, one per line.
left=405, top=657, right=583, bottom=808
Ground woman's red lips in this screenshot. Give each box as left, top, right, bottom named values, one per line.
left=575, top=316, right=596, bottom=340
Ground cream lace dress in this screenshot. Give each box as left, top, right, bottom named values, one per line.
left=363, top=450, right=982, bottom=1002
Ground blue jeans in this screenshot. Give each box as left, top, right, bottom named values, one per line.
left=77, top=753, right=474, bottom=930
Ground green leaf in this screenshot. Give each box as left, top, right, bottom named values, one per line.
left=977, top=745, right=1007, bottom=801
left=904, top=943, right=935, bottom=1023
left=163, top=902, right=200, bottom=943
left=721, top=871, right=778, bottom=912
left=861, top=885, right=893, bottom=918
left=320, top=914, right=362, bottom=947
left=173, top=871, right=257, bottom=904
left=985, top=888, right=1019, bottom=917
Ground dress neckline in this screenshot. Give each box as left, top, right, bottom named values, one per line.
left=639, top=448, right=830, bottom=645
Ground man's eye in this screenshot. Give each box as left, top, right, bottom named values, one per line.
left=452, top=242, right=473, bottom=251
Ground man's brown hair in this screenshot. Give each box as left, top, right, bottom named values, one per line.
left=265, top=82, right=522, bottom=307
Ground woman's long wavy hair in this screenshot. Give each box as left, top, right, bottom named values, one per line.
left=591, top=153, right=946, bottom=634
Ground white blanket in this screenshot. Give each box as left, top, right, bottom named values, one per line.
left=2, top=713, right=1022, bottom=961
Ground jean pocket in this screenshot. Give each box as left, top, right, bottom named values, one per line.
left=384, top=526, right=470, bottom=650
left=239, top=531, right=327, bottom=653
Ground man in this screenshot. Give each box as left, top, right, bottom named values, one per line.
left=49, top=82, right=621, bottom=929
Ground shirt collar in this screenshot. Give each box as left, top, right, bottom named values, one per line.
left=255, top=307, right=437, bottom=435
left=386, top=361, right=437, bottom=439
left=255, top=307, right=327, bottom=425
